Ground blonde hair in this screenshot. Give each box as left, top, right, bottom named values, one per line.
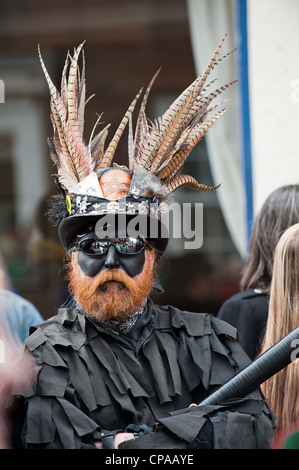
left=260, top=223, right=299, bottom=432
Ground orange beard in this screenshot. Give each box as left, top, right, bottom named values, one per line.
left=67, top=250, right=155, bottom=322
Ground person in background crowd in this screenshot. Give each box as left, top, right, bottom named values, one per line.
left=260, top=223, right=299, bottom=434
left=0, top=318, right=34, bottom=449
left=0, top=246, right=43, bottom=346
left=0, top=289, right=43, bottom=347
left=217, top=185, right=299, bottom=359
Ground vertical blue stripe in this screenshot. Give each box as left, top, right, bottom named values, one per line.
left=235, top=0, right=253, bottom=246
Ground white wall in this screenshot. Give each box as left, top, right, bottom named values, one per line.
left=247, top=0, right=299, bottom=213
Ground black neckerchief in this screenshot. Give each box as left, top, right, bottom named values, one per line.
left=86, top=297, right=157, bottom=351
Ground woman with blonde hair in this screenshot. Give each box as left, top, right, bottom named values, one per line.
left=260, top=222, right=299, bottom=433
left=218, top=184, right=299, bottom=359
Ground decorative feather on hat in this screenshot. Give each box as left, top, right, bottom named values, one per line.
left=39, top=33, right=235, bottom=250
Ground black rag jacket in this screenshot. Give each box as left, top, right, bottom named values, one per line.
left=13, top=298, right=275, bottom=449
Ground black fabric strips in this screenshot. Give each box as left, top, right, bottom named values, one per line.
left=14, top=301, right=275, bottom=449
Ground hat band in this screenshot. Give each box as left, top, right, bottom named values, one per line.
left=67, top=194, right=159, bottom=218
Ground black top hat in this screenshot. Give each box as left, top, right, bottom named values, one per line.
left=58, top=192, right=169, bottom=254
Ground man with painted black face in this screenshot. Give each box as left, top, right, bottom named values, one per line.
left=70, top=233, right=153, bottom=323
left=12, top=39, right=276, bottom=449
left=69, top=231, right=153, bottom=324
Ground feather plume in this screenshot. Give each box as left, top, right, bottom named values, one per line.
left=134, top=33, right=229, bottom=172
left=128, top=33, right=235, bottom=193
left=39, top=43, right=111, bottom=194
left=41, top=34, right=234, bottom=202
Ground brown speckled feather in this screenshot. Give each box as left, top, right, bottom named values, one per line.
left=157, top=109, right=225, bottom=180
left=101, top=89, right=143, bottom=169
left=165, top=174, right=221, bottom=193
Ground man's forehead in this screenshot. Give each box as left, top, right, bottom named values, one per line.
left=99, top=168, right=131, bottom=201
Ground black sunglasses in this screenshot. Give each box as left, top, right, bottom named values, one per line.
left=76, top=236, right=145, bottom=256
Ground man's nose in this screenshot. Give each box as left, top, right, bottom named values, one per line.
left=104, top=245, right=120, bottom=269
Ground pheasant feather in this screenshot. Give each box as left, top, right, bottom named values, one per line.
left=101, top=89, right=143, bottom=169
left=39, top=43, right=109, bottom=194
left=157, top=109, right=225, bottom=180
left=165, top=174, right=220, bottom=193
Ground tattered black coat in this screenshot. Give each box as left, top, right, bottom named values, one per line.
left=15, top=299, right=275, bottom=449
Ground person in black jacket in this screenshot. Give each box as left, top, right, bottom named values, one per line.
left=218, top=184, right=299, bottom=359
left=10, top=37, right=276, bottom=449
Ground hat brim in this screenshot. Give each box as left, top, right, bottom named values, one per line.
left=58, top=212, right=169, bottom=255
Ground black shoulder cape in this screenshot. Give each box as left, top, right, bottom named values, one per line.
left=14, top=300, right=275, bottom=449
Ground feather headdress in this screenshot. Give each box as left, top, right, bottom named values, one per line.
left=39, top=34, right=235, bottom=250
left=39, top=33, right=235, bottom=196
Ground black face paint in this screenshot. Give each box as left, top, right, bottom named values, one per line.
left=76, top=233, right=146, bottom=278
